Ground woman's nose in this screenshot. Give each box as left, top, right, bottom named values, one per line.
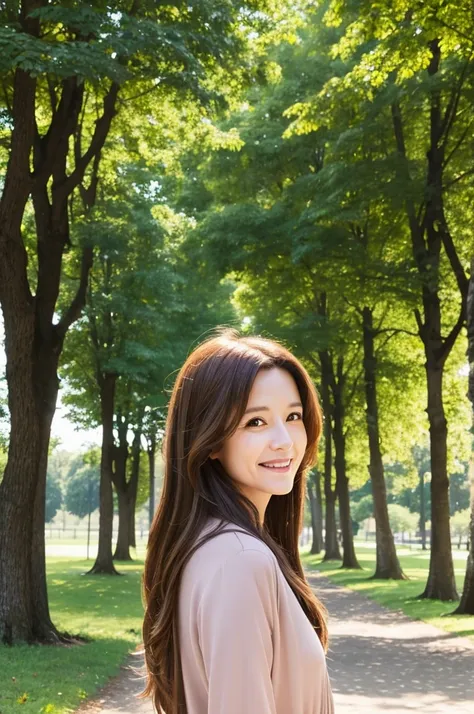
left=270, top=422, right=293, bottom=450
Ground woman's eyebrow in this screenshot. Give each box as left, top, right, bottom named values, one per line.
left=243, top=401, right=303, bottom=416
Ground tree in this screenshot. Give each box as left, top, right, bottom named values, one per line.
left=299, top=0, right=474, bottom=601
left=64, top=461, right=100, bottom=561
left=0, top=0, right=279, bottom=644
left=455, top=257, right=474, bottom=614
left=307, top=469, right=323, bottom=554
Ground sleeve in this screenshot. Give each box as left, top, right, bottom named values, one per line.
left=197, top=548, right=278, bottom=714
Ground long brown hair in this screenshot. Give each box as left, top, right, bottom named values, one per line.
left=139, top=327, right=328, bottom=713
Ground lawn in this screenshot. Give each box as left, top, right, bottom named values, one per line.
left=301, top=544, right=474, bottom=642
left=0, top=556, right=146, bottom=714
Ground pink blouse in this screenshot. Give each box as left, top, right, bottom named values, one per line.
left=178, top=516, right=334, bottom=713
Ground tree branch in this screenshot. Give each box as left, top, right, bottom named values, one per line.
left=58, top=82, right=119, bottom=200
left=439, top=302, right=466, bottom=365
left=439, top=56, right=472, bottom=150
left=443, top=119, right=473, bottom=170
left=56, top=245, right=94, bottom=340
left=444, top=166, right=474, bottom=189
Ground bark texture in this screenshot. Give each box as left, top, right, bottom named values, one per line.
left=113, top=417, right=142, bottom=560
left=330, top=356, right=360, bottom=569
left=307, top=473, right=323, bottom=555
left=148, top=434, right=156, bottom=529
left=319, top=359, right=341, bottom=561
left=454, top=257, right=474, bottom=614
left=362, top=307, right=405, bottom=580
left=88, top=373, right=119, bottom=575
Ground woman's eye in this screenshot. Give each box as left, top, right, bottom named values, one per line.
left=288, top=411, right=303, bottom=421
left=245, top=412, right=303, bottom=428
left=246, top=417, right=265, bottom=428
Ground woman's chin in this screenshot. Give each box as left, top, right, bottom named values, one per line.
left=267, top=479, right=295, bottom=496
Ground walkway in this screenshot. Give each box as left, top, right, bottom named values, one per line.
left=311, top=572, right=474, bottom=714
left=76, top=572, right=474, bottom=713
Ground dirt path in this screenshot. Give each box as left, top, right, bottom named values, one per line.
left=311, top=573, right=474, bottom=714
left=76, top=572, right=474, bottom=713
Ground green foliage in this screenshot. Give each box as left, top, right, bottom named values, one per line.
left=450, top=509, right=471, bottom=541
left=45, top=473, right=62, bottom=524
left=387, top=504, right=419, bottom=534
left=64, top=465, right=100, bottom=520
left=351, top=494, right=373, bottom=524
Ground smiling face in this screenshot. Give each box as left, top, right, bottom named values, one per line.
left=210, top=366, right=308, bottom=523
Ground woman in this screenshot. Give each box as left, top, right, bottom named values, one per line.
left=139, top=327, right=334, bottom=714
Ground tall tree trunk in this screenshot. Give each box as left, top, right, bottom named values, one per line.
left=0, top=315, right=73, bottom=642
left=362, top=307, right=405, bottom=580
left=319, top=346, right=341, bottom=562
left=129, top=492, right=137, bottom=550
left=0, top=54, right=118, bottom=641
left=128, top=427, right=141, bottom=550
left=307, top=476, right=322, bottom=554
left=420, top=469, right=427, bottom=550
left=315, top=472, right=324, bottom=553
left=31, top=369, right=67, bottom=641
left=322, top=392, right=340, bottom=561
left=332, top=358, right=360, bottom=569
left=454, top=257, right=474, bottom=614
left=0, top=315, right=39, bottom=643
left=114, top=489, right=133, bottom=561
left=113, top=415, right=131, bottom=561
left=391, top=41, right=466, bottom=600
left=148, top=434, right=156, bottom=529
left=88, top=373, right=119, bottom=575
left=420, top=362, right=457, bottom=599
left=113, top=419, right=142, bottom=559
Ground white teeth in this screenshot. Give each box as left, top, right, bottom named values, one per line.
left=261, top=459, right=291, bottom=468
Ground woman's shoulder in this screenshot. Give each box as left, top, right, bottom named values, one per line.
left=181, top=516, right=277, bottom=594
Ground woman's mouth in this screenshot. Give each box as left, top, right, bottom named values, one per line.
left=258, top=458, right=293, bottom=473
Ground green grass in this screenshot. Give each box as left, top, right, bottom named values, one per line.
left=0, top=557, right=146, bottom=714
left=301, top=545, right=474, bottom=642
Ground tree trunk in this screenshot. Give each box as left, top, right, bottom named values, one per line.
left=308, top=478, right=322, bottom=554
left=420, top=469, right=427, bottom=550
left=319, top=349, right=341, bottom=562
left=314, top=471, right=324, bottom=553
left=31, top=373, right=67, bottom=642
left=0, top=59, right=118, bottom=641
left=0, top=313, right=72, bottom=642
left=362, top=307, right=405, bottom=580
left=0, top=312, right=39, bottom=643
left=454, top=256, right=474, bottom=614
left=420, top=362, right=457, bottom=599
left=331, top=362, right=360, bottom=569
left=129, top=492, right=137, bottom=550
left=391, top=41, right=465, bottom=600
left=88, top=373, right=119, bottom=575
left=128, top=428, right=141, bottom=550
left=114, top=489, right=133, bottom=561
left=113, top=420, right=142, bottom=559
left=148, top=435, right=156, bottom=529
